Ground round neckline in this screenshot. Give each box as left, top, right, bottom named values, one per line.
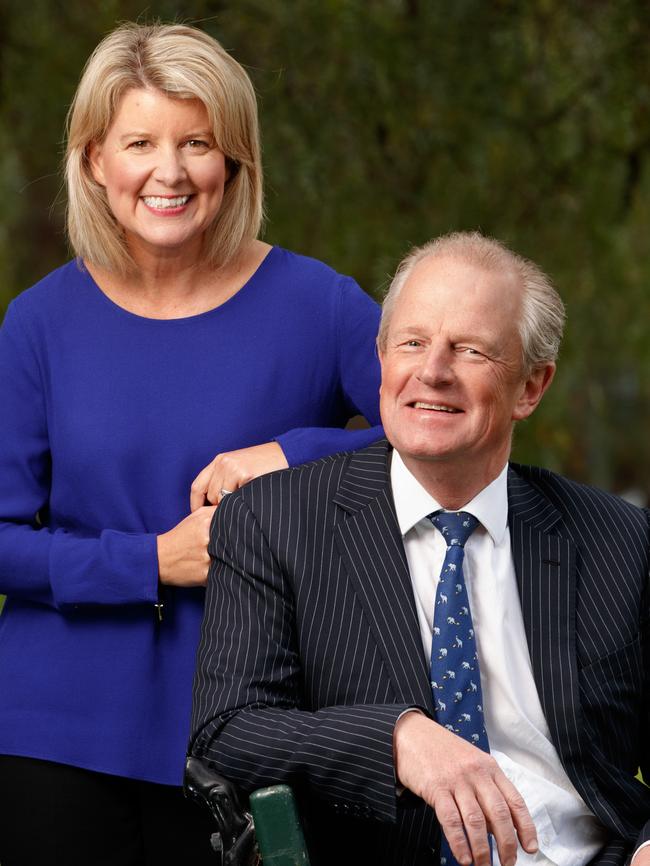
left=81, top=245, right=278, bottom=324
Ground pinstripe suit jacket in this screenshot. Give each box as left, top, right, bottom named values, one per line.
left=190, top=440, right=650, bottom=866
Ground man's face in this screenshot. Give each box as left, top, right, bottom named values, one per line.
left=379, top=255, right=553, bottom=483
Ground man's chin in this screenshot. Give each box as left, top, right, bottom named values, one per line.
left=383, top=417, right=467, bottom=461
left=392, top=440, right=460, bottom=463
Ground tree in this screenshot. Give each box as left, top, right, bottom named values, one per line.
left=1, top=0, right=648, bottom=496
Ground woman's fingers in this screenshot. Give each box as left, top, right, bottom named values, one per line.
left=190, top=462, right=214, bottom=512
left=157, top=506, right=217, bottom=586
left=190, top=442, right=289, bottom=510
left=205, top=454, right=251, bottom=505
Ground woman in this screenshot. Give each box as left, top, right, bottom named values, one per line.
left=0, top=22, right=382, bottom=866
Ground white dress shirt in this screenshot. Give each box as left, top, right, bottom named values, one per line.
left=390, top=451, right=608, bottom=866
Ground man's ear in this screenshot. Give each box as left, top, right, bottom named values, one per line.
left=512, top=362, right=555, bottom=421
left=87, top=142, right=106, bottom=187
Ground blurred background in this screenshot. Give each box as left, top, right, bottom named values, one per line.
left=1, top=0, right=648, bottom=502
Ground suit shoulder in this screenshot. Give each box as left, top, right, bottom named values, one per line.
left=240, top=449, right=354, bottom=505
left=510, top=463, right=649, bottom=531
left=237, top=439, right=389, bottom=512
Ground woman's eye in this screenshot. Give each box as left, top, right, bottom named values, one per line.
left=186, top=139, right=210, bottom=149
left=128, top=140, right=150, bottom=149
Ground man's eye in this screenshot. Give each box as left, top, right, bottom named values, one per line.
left=459, top=347, right=481, bottom=356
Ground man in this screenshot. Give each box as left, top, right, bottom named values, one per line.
left=190, top=232, right=650, bottom=866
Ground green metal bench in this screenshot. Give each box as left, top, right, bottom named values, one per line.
left=184, top=756, right=310, bottom=866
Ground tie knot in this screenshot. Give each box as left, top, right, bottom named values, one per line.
left=428, top=511, right=479, bottom=548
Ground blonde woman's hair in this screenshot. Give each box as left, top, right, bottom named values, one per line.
left=65, top=22, right=263, bottom=272
left=378, top=231, right=565, bottom=373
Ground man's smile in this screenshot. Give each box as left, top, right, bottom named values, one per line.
left=411, top=401, right=462, bottom=413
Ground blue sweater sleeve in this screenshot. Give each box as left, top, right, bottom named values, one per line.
left=276, top=277, right=384, bottom=466
left=0, top=302, right=159, bottom=609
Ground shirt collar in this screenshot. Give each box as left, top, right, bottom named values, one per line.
left=390, top=450, right=509, bottom=545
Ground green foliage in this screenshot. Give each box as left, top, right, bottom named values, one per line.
left=1, top=0, right=648, bottom=496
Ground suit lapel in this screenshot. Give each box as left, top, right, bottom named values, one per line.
left=333, top=442, right=433, bottom=711
left=508, top=466, right=586, bottom=779
left=330, top=450, right=588, bottom=771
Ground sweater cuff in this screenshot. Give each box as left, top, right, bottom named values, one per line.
left=276, top=425, right=384, bottom=468
left=50, top=529, right=159, bottom=607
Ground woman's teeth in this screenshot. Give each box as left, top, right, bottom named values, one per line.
left=142, top=195, right=190, bottom=208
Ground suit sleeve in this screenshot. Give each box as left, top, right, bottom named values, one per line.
left=275, top=276, right=384, bottom=466
left=190, top=491, right=408, bottom=823
left=0, top=301, right=159, bottom=609
left=636, top=514, right=650, bottom=853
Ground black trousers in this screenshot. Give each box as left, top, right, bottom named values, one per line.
left=0, top=755, right=217, bottom=866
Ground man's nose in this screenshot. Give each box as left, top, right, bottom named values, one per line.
left=415, top=343, right=455, bottom=387
left=152, top=146, right=188, bottom=186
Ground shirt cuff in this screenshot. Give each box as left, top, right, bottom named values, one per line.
left=394, top=707, right=425, bottom=796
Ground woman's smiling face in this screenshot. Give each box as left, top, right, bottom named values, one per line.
left=89, top=88, right=228, bottom=261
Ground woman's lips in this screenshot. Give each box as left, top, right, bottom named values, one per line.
left=141, top=194, right=193, bottom=215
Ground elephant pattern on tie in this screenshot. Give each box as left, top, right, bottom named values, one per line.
left=428, top=511, right=489, bottom=749
left=428, top=510, right=492, bottom=866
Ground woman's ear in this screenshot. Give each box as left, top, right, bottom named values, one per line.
left=87, top=142, right=106, bottom=186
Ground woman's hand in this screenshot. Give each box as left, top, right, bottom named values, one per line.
left=190, top=442, right=289, bottom=511
left=157, top=506, right=217, bottom=587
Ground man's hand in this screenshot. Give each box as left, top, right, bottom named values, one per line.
left=190, top=442, right=289, bottom=511
left=157, top=506, right=217, bottom=587
left=394, top=712, right=538, bottom=866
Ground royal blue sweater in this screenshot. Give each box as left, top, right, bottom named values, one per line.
left=0, top=247, right=382, bottom=784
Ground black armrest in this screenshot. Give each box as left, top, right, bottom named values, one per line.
left=184, top=756, right=258, bottom=865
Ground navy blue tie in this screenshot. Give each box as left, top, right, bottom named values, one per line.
left=428, top=511, right=490, bottom=866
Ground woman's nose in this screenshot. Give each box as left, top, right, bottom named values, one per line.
left=152, top=146, right=188, bottom=186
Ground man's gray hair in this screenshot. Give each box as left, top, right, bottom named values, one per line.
left=378, top=231, right=566, bottom=372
